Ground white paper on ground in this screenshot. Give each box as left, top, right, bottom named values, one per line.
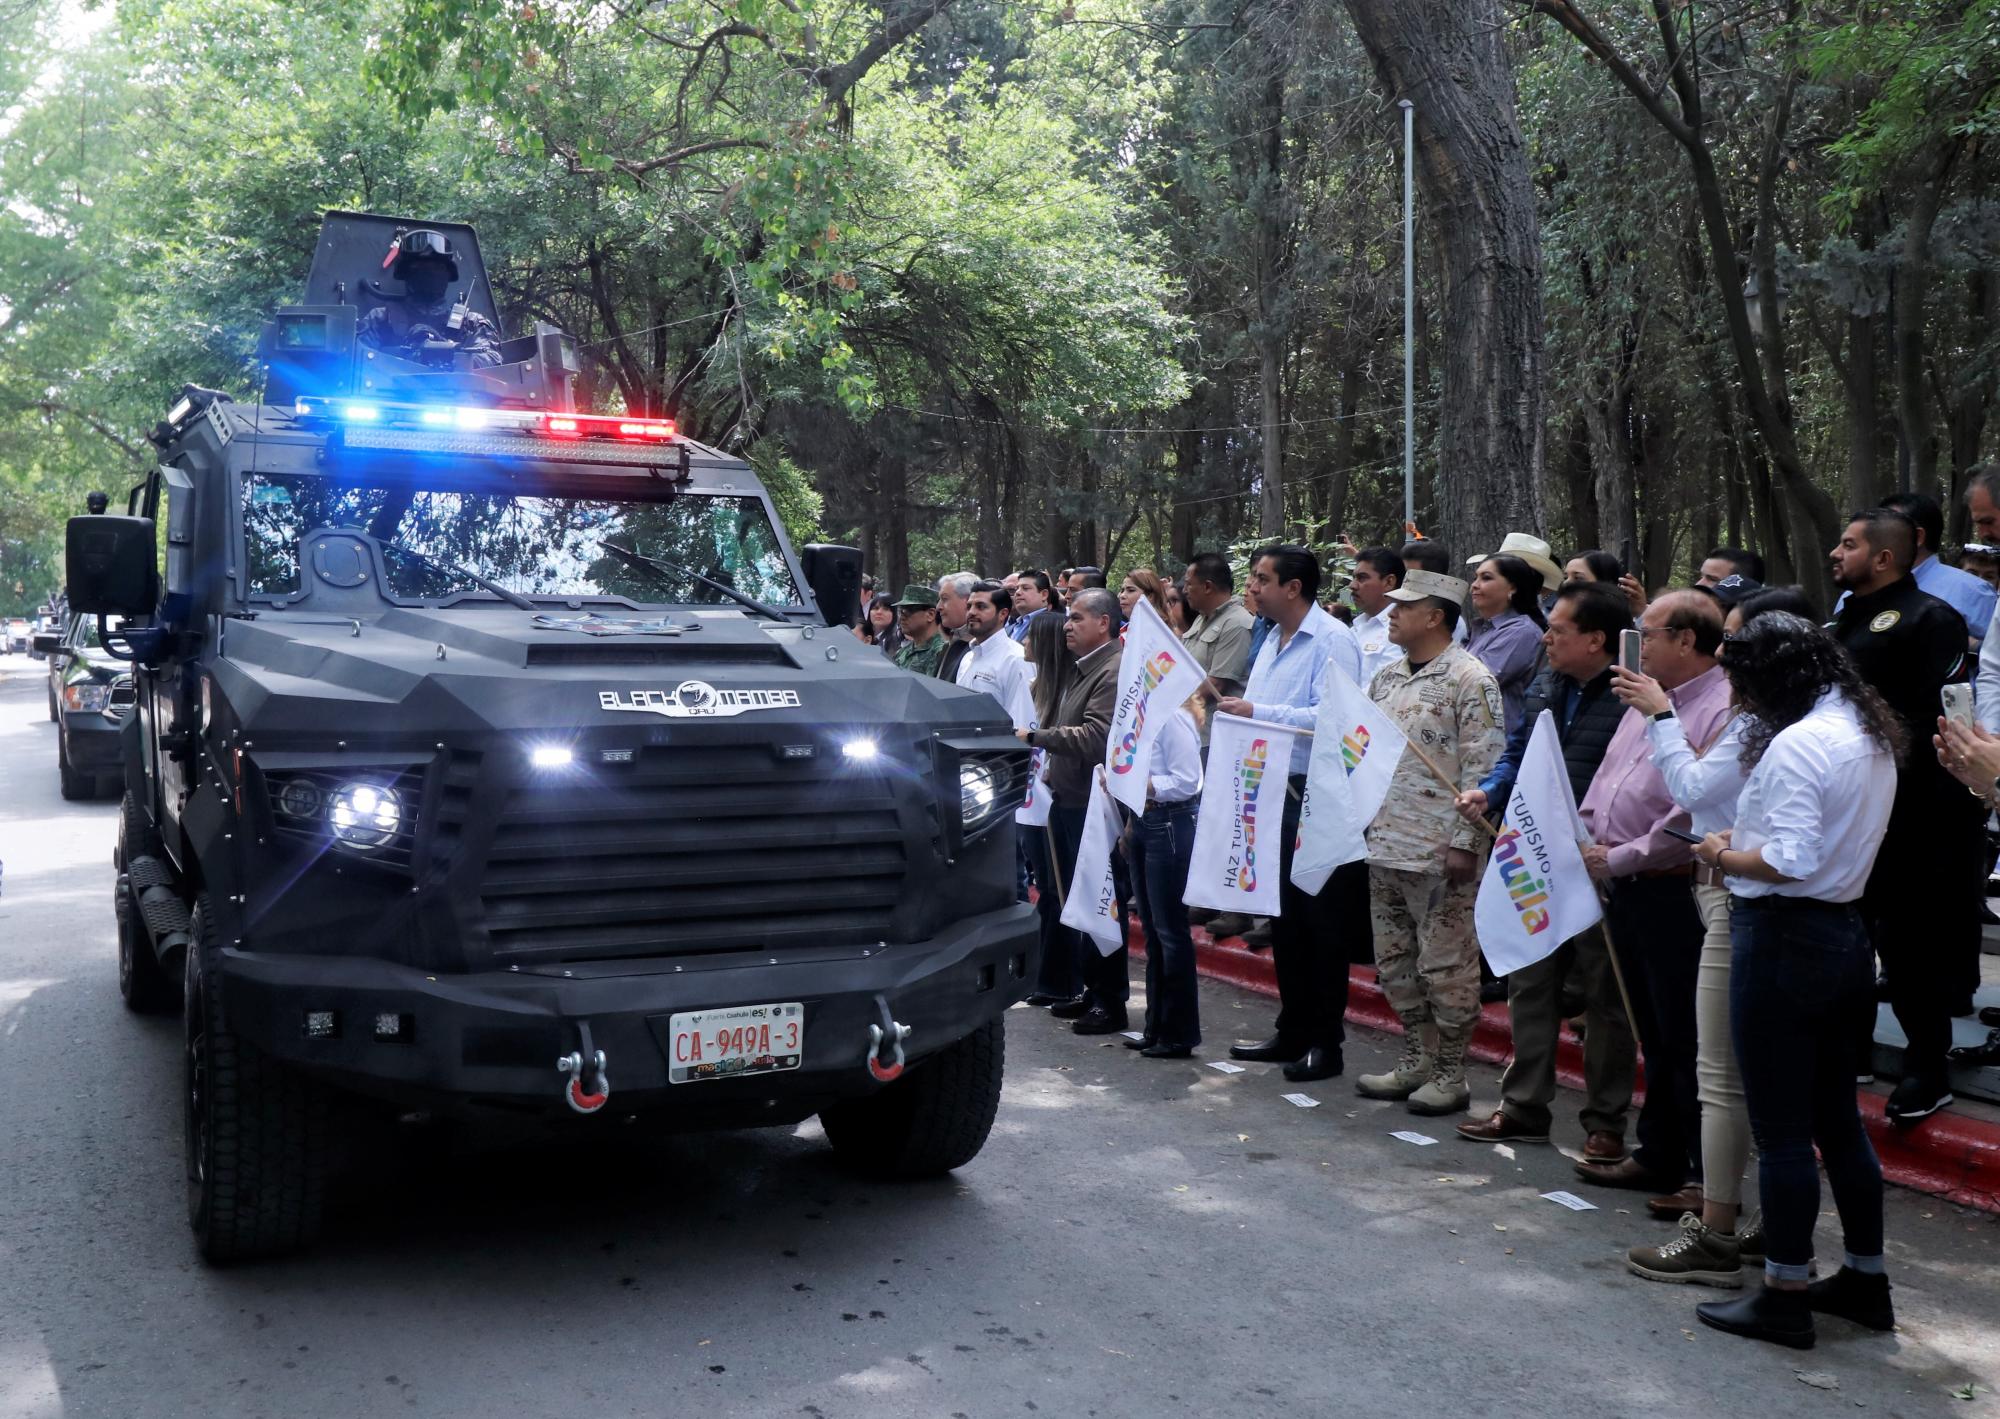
left=1281, top=1093, right=1320, bottom=1108
left=1121, top=1031, right=1146, bottom=1041
left=1388, top=1130, right=1439, bottom=1146
left=1207, top=1061, right=1247, bottom=1074
left=1541, top=1190, right=1599, bottom=1211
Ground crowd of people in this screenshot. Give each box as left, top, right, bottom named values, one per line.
left=853, top=480, right=2000, bottom=1350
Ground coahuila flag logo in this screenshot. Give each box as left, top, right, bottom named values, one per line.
left=1292, top=662, right=1405, bottom=895
left=1102, top=597, right=1205, bottom=812
left=1489, top=821, right=1555, bottom=935
left=1473, top=710, right=1603, bottom=975
left=1183, top=711, right=1298, bottom=917
left=1109, top=650, right=1180, bottom=774
left=1230, top=736, right=1271, bottom=891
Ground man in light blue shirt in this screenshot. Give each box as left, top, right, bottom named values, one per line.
left=1213, top=544, right=1367, bottom=1084
left=1833, top=491, right=1994, bottom=648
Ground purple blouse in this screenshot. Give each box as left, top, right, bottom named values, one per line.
left=1465, top=610, right=1545, bottom=734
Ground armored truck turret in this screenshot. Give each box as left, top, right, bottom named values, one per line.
left=68, top=213, right=1037, bottom=1262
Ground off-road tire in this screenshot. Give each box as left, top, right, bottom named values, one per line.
left=820, top=1016, right=1005, bottom=1178
left=185, top=891, right=332, bottom=1262
left=58, top=732, right=93, bottom=800
left=115, top=793, right=176, bottom=1015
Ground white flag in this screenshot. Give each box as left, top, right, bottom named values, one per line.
left=1016, top=739, right=1052, bottom=827
left=1103, top=597, right=1207, bottom=812
left=1183, top=712, right=1300, bottom=917
left=1060, top=772, right=1127, bottom=954
left=1474, top=710, right=1603, bottom=975
left=1292, top=663, right=1408, bottom=894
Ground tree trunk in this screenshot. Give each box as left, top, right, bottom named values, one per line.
left=1559, top=409, right=1598, bottom=549
left=1847, top=310, right=1884, bottom=509
left=1345, top=0, right=1547, bottom=562
left=1325, top=362, right=1360, bottom=542
left=1257, top=337, right=1285, bottom=535
left=1895, top=143, right=1956, bottom=500
left=1946, top=268, right=2000, bottom=544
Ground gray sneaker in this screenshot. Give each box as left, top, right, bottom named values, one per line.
left=1627, top=1213, right=1743, bottom=1289
left=1736, top=1213, right=1764, bottom=1265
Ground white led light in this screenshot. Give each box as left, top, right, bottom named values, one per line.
left=167, top=396, right=195, bottom=426
left=453, top=407, right=489, bottom=430
left=374, top=1012, right=403, bottom=1038
left=960, top=763, right=998, bottom=823
left=419, top=408, right=452, bottom=427
left=328, top=781, right=402, bottom=850
left=304, top=1010, right=337, bottom=1039
left=343, top=402, right=381, bottom=422
left=841, top=738, right=879, bottom=762
left=530, top=745, right=574, bottom=769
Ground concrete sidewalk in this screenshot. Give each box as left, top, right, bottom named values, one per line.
left=1127, top=918, right=2000, bottom=1214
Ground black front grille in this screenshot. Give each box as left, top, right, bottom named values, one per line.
left=467, top=748, right=907, bottom=964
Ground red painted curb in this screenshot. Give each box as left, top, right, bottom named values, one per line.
left=1125, top=918, right=2000, bottom=1215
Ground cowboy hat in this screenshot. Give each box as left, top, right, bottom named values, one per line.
left=1468, top=533, right=1563, bottom=593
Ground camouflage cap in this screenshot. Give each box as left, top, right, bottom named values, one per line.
left=891, top=583, right=940, bottom=610
left=1387, top=568, right=1469, bottom=606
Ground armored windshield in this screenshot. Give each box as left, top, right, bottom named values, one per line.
left=242, top=475, right=803, bottom=607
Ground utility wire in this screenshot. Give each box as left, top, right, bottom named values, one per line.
left=881, top=396, right=1435, bottom=436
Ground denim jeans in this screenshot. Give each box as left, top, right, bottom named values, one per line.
left=1730, top=895, right=1884, bottom=1282
left=1128, top=798, right=1201, bottom=1048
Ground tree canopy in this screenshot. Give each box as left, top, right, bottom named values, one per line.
left=5, top=0, right=2000, bottom=611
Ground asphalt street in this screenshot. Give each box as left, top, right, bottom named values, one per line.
left=1, top=657, right=1995, bottom=1419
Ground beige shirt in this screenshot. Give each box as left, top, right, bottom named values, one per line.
left=1363, top=642, right=1506, bottom=873
left=1182, top=600, right=1254, bottom=693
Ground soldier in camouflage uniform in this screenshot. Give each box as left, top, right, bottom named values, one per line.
left=1357, top=569, right=1506, bottom=1115
left=890, top=584, right=948, bottom=677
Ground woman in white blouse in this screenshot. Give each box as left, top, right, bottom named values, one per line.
left=1687, top=612, right=1904, bottom=1350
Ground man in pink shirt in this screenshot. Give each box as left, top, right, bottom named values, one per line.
left=1574, top=590, right=1734, bottom=1213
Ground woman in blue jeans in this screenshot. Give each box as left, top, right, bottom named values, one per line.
left=1690, top=612, right=1904, bottom=1349
left=1123, top=697, right=1205, bottom=1058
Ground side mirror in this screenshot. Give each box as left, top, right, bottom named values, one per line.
left=30, top=633, right=65, bottom=657
left=800, top=544, right=863, bottom=629
left=66, top=515, right=159, bottom=617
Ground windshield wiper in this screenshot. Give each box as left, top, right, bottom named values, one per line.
left=598, top=542, right=791, bottom=624
left=378, top=540, right=538, bottom=611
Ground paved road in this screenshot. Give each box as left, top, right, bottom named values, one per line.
left=0, top=658, right=1994, bottom=1418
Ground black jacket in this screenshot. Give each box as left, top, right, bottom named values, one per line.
left=1482, top=664, right=1625, bottom=807
left=1030, top=640, right=1122, bottom=806
left=1831, top=576, right=1971, bottom=820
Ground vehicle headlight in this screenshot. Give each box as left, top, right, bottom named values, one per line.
left=959, top=763, right=997, bottom=824
left=62, top=681, right=112, bottom=713
left=328, top=781, right=403, bottom=850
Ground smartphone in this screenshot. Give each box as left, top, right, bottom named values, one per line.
left=1943, top=683, right=1976, bottom=730
left=1618, top=627, right=1642, bottom=674
left=1664, top=825, right=1704, bottom=845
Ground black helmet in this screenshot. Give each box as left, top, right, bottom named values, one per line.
left=390, top=228, right=459, bottom=282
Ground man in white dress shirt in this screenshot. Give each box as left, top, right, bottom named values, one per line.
left=1348, top=546, right=1407, bottom=687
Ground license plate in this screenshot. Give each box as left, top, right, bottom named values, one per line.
left=667, top=1002, right=804, bottom=1084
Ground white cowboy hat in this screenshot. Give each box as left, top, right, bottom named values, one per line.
left=1468, top=533, right=1563, bottom=593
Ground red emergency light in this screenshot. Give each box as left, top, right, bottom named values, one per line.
left=294, top=397, right=678, bottom=445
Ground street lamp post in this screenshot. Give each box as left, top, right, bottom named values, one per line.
left=1399, top=98, right=1414, bottom=536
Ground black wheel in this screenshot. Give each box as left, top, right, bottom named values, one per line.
left=116, top=795, right=176, bottom=1015
left=820, top=1017, right=1006, bottom=1179
left=184, top=891, right=332, bottom=1262
left=58, top=732, right=93, bottom=800
left=47, top=688, right=57, bottom=722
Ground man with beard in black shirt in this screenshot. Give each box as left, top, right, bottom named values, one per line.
left=1828, top=506, right=1975, bottom=1125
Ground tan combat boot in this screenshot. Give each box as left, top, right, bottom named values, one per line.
left=1356, top=1021, right=1432, bottom=1101
left=1406, top=1031, right=1472, bottom=1115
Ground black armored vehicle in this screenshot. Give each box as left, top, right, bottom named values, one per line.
left=68, top=213, right=1036, bottom=1261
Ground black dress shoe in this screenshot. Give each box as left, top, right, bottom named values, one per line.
left=1282, top=1045, right=1343, bottom=1082
left=1949, top=1029, right=2000, bottom=1068
left=1696, top=1287, right=1816, bottom=1349
left=1229, top=1037, right=1305, bottom=1063
left=1023, top=993, right=1066, bottom=1008
left=1980, top=1005, right=2000, bottom=1029
left=1072, top=1007, right=1129, bottom=1036
left=1122, top=1034, right=1158, bottom=1051
left=1805, top=1267, right=1895, bottom=1332
left=1047, top=997, right=1092, bottom=1020
left=1139, top=1043, right=1194, bottom=1059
